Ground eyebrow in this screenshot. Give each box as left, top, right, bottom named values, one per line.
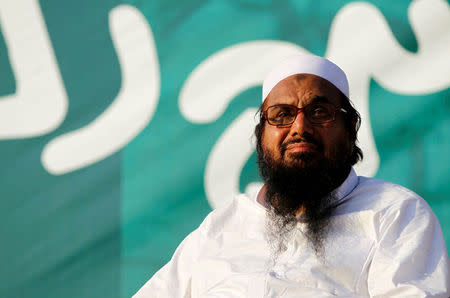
left=263, top=95, right=332, bottom=110
left=309, top=96, right=330, bottom=104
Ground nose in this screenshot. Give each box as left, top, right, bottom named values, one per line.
left=289, top=110, right=314, bottom=137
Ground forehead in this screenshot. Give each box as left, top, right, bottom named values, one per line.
left=263, top=74, right=343, bottom=108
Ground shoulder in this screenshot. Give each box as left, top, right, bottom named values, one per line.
left=358, top=180, right=450, bottom=296
left=357, top=176, right=419, bottom=196
left=196, top=193, right=265, bottom=239
left=168, top=192, right=264, bottom=258
left=343, top=175, right=430, bottom=214
left=342, top=176, right=443, bottom=239
left=337, top=176, right=440, bottom=235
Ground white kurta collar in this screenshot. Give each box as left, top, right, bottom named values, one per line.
left=333, top=167, right=359, bottom=206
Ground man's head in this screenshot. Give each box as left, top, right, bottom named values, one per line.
left=260, top=74, right=355, bottom=169
left=255, top=55, right=362, bottom=256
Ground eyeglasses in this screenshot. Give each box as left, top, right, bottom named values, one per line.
left=263, top=102, right=347, bottom=127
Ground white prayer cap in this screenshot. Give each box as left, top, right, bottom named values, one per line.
left=262, top=55, right=349, bottom=102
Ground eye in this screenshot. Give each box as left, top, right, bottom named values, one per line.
left=312, top=107, right=327, bottom=115
left=310, top=104, right=331, bottom=117
left=276, top=110, right=290, bottom=117
left=266, top=105, right=297, bottom=125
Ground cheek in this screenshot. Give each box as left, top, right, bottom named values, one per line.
left=318, top=123, right=349, bottom=154
left=262, top=126, right=286, bottom=154
left=322, top=129, right=351, bottom=158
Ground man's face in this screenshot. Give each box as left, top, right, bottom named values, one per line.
left=258, top=74, right=354, bottom=256
left=261, top=74, right=352, bottom=168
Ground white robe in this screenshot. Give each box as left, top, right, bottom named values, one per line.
left=134, top=169, right=450, bottom=297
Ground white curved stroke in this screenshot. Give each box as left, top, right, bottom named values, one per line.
left=179, top=41, right=309, bottom=123
left=378, top=0, right=450, bottom=93
left=41, top=5, right=160, bottom=175
left=326, top=0, right=450, bottom=176
left=0, top=0, right=68, bottom=138
left=205, top=108, right=259, bottom=209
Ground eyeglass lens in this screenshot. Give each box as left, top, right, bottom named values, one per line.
left=266, top=103, right=336, bottom=126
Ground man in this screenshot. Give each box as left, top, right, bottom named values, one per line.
left=135, top=55, right=449, bottom=297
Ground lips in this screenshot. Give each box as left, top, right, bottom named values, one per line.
left=280, top=137, right=323, bottom=156
left=285, top=142, right=317, bottom=152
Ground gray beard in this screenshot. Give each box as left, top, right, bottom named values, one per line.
left=264, top=192, right=337, bottom=263
left=265, top=207, right=297, bottom=263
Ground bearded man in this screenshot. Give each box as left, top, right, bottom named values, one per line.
left=135, top=55, right=449, bottom=297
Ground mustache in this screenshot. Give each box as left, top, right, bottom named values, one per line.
left=280, top=135, right=323, bottom=154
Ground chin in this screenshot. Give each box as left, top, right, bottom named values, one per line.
left=283, top=152, right=321, bottom=168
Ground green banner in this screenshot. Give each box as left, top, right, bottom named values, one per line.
left=0, top=0, right=448, bottom=297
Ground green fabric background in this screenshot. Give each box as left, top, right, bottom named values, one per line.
left=0, top=0, right=448, bottom=297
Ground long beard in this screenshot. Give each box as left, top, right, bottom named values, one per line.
left=258, top=148, right=351, bottom=259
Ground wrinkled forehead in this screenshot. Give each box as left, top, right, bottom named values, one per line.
left=262, top=55, right=349, bottom=103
